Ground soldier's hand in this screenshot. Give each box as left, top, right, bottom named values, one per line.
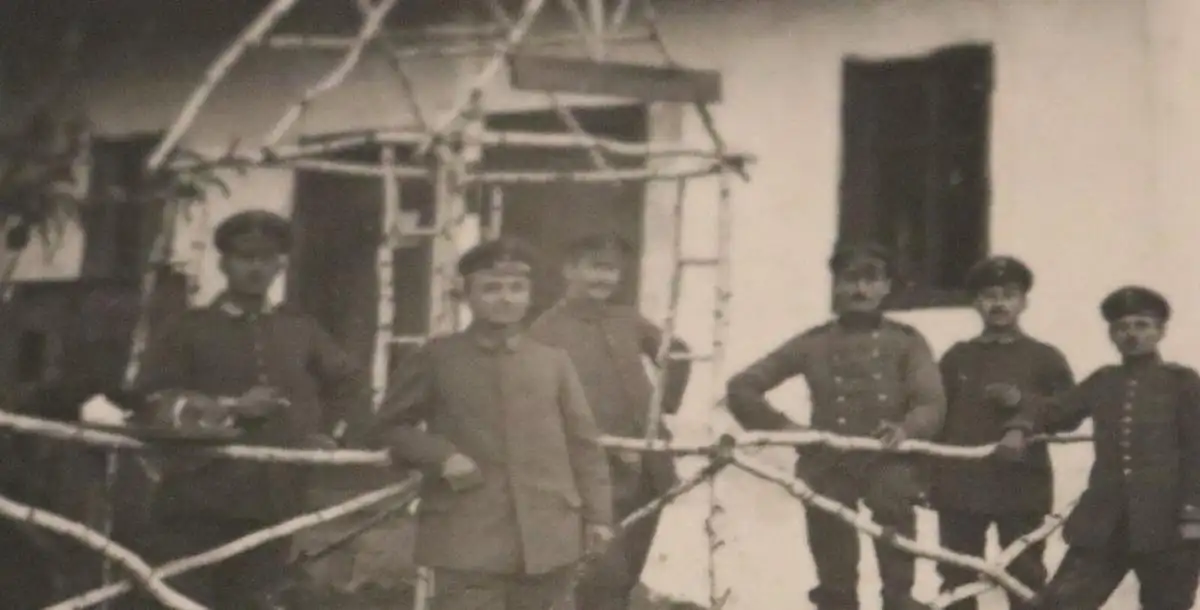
left=874, top=421, right=908, bottom=450
left=231, top=386, right=290, bottom=419
left=983, top=383, right=1022, bottom=408
left=585, top=523, right=615, bottom=555
left=173, top=393, right=233, bottom=430
left=441, top=453, right=483, bottom=492
left=1179, top=505, right=1200, bottom=541
left=994, top=429, right=1029, bottom=462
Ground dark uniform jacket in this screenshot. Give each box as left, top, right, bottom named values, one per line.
left=528, top=300, right=691, bottom=498
left=137, top=297, right=368, bottom=522
left=1010, top=355, right=1200, bottom=553
left=931, top=332, right=1074, bottom=515
left=374, top=328, right=613, bottom=575
left=727, top=316, right=946, bottom=478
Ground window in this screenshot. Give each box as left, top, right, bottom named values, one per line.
left=82, top=133, right=163, bottom=279
left=837, top=44, right=993, bottom=310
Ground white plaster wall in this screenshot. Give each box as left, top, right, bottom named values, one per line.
left=6, top=1, right=1200, bottom=607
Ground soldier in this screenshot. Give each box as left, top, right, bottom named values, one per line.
left=726, top=242, right=945, bottom=610
left=998, top=286, right=1200, bottom=610
left=134, top=209, right=369, bottom=609
left=930, top=256, right=1075, bottom=610
left=528, top=231, right=692, bottom=610
left=372, top=237, right=614, bottom=610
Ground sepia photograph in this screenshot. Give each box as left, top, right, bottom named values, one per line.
left=0, top=0, right=1198, bottom=608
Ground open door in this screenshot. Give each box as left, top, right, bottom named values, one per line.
left=287, top=144, right=433, bottom=370
left=483, top=104, right=648, bottom=318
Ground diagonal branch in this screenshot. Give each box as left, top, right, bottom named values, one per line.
left=354, top=0, right=431, bottom=133
left=484, top=0, right=612, bottom=171
left=262, top=0, right=401, bottom=147
left=147, top=0, right=302, bottom=170
left=416, top=0, right=549, bottom=157
left=46, top=475, right=421, bottom=610
left=732, top=455, right=1037, bottom=601
left=0, top=493, right=203, bottom=610
left=928, top=494, right=1079, bottom=609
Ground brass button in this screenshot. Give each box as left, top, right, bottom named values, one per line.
left=878, top=394, right=888, bottom=401
left=837, top=418, right=847, bottom=425
left=1124, top=468, right=1133, bottom=475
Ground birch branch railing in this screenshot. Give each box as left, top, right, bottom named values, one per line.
left=0, top=407, right=1092, bottom=609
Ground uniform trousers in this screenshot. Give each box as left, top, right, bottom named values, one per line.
left=1031, top=512, right=1200, bottom=610
left=120, top=515, right=291, bottom=609
left=431, top=566, right=577, bottom=610
left=936, top=510, right=1046, bottom=610
left=804, top=456, right=923, bottom=610
left=576, top=460, right=662, bottom=610
left=1031, top=539, right=1200, bottom=610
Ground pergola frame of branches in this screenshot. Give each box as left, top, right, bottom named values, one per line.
left=0, top=0, right=1091, bottom=609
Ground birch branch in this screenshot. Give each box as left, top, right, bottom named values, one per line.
left=0, top=493, right=203, bottom=610
left=0, top=409, right=1088, bottom=465
left=416, top=0, right=549, bottom=157
left=46, top=475, right=421, bottom=610
left=262, top=0, right=401, bottom=147
left=168, top=129, right=749, bottom=171
left=469, top=163, right=726, bottom=184
left=0, top=411, right=391, bottom=466
left=146, top=0, right=301, bottom=170
left=733, top=455, right=1036, bottom=600
left=601, top=429, right=1092, bottom=458
left=483, top=0, right=612, bottom=171
left=927, top=495, right=1079, bottom=609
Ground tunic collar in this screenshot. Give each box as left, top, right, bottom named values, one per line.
left=1121, top=352, right=1162, bottom=368
left=467, top=322, right=523, bottom=353
left=212, top=293, right=278, bottom=319
left=558, top=297, right=611, bottom=321
left=973, top=327, right=1025, bottom=345
left=836, top=312, right=884, bottom=331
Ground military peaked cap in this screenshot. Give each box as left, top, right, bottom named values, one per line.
left=964, top=256, right=1034, bottom=293
left=457, top=237, right=540, bottom=277
left=214, top=210, right=292, bottom=254
left=565, top=231, right=634, bottom=260
left=1100, top=286, right=1171, bottom=323
left=828, top=241, right=894, bottom=277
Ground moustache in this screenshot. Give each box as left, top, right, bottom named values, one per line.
left=986, top=307, right=1012, bottom=316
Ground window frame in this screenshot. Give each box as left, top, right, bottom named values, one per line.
left=836, top=43, right=994, bottom=312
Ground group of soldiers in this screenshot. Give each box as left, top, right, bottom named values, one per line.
left=78, top=206, right=1200, bottom=610
left=727, top=245, right=1200, bottom=610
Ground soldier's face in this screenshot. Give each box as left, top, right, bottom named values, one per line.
left=974, top=284, right=1027, bottom=328
left=464, top=271, right=532, bottom=325
left=219, top=243, right=285, bottom=297
left=1109, top=314, right=1164, bottom=356
left=563, top=253, right=622, bottom=302
left=833, top=262, right=891, bottom=313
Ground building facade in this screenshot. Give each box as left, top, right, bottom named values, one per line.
left=4, top=0, right=1198, bottom=607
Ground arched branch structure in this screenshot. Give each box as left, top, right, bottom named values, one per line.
left=0, top=408, right=1091, bottom=609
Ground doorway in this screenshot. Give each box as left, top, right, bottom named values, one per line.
left=483, top=104, right=648, bottom=318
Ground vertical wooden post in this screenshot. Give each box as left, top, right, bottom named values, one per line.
left=371, top=146, right=400, bottom=410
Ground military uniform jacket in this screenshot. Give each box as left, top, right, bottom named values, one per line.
left=1012, top=355, right=1200, bottom=553
left=528, top=300, right=691, bottom=497
left=930, top=332, right=1074, bottom=515
left=137, top=298, right=367, bottom=522
left=726, top=316, right=946, bottom=477
left=374, top=329, right=614, bottom=576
